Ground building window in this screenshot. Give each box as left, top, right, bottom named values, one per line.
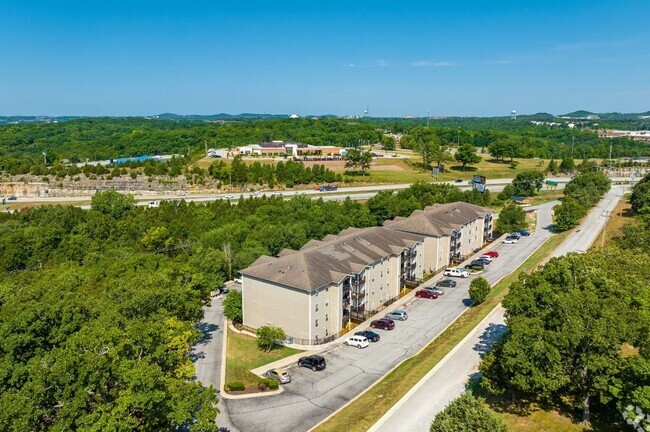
left=325, top=300, right=329, bottom=307
left=380, top=285, right=383, bottom=291
left=325, top=329, right=329, bottom=337
left=315, top=319, right=319, bottom=327
left=380, top=271, right=383, bottom=277
left=315, top=304, right=319, bottom=312
left=325, top=314, right=329, bottom=322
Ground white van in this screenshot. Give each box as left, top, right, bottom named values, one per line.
left=344, top=335, right=369, bottom=349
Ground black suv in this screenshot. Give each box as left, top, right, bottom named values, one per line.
left=355, top=330, right=381, bottom=342
left=298, top=355, right=326, bottom=371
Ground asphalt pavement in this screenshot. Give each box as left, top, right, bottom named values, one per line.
left=369, top=185, right=628, bottom=432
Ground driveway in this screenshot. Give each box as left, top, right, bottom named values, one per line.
left=223, top=202, right=556, bottom=432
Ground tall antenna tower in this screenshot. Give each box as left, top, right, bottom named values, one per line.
left=511, top=109, right=517, bottom=120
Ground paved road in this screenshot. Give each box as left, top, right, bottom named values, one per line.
left=369, top=185, right=628, bottom=432
left=12, top=175, right=600, bottom=207
left=220, top=203, right=556, bottom=432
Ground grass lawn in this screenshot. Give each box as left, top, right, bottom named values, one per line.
left=315, top=230, right=571, bottom=432
left=225, top=327, right=302, bottom=389
left=594, top=194, right=635, bottom=248
left=528, top=189, right=565, bottom=206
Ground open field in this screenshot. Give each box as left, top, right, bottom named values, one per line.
left=225, top=328, right=302, bottom=388
left=315, top=230, right=570, bottom=432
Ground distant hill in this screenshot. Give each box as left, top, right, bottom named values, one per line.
left=154, top=113, right=289, bottom=121
left=561, top=110, right=596, bottom=118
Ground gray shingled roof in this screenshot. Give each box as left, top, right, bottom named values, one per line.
left=240, top=226, right=425, bottom=292
left=383, top=202, right=491, bottom=236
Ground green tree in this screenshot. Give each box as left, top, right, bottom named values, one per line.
left=344, top=149, right=373, bottom=174
left=256, top=325, right=286, bottom=352
left=455, top=143, right=481, bottom=170
left=511, top=170, right=544, bottom=196
left=577, top=159, right=600, bottom=173
left=495, top=204, right=527, bottom=233
left=91, top=190, right=136, bottom=218
left=546, top=159, right=558, bottom=175
left=223, top=291, right=243, bottom=324
left=480, top=249, right=649, bottom=422
left=496, top=184, right=515, bottom=201
left=469, top=277, right=491, bottom=304
left=559, top=157, right=576, bottom=173
left=430, top=392, right=506, bottom=432
left=630, top=174, right=650, bottom=214
left=553, top=198, right=587, bottom=231
left=140, top=226, right=174, bottom=251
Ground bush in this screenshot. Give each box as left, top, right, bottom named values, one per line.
left=469, top=277, right=491, bottom=304
left=225, top=381, right=245, bottom=392
left=257, top=378, right=279, bottom=390
left=223, top=290, right=243, bottom=324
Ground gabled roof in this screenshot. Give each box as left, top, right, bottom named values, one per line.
left=384, top=202, right=492, bottom=236
left=240, top=226, right=424, bottom=293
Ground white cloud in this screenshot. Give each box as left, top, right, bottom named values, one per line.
left=410, top=60, right=456, bottom=67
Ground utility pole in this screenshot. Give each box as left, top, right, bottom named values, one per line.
left=571, top=136, right=575, bottom=158
left=204, top=140, right=208, bottom=157
left=601, top=210, right=611, bottom=248
left=427, top=111, right=430, bottom=127
left=609, top=142, right=613, bottom=171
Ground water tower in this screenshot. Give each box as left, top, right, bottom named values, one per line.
left=511, top=109, right=517, bottom=120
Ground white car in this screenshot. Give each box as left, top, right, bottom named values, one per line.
left=503, top=236, right=519, bottom=244
left=344, top=335, right=369, bottom=349
left=443, top=267, right=470, bottom=278
left=234, top=277, right=243, bottom=284
left=224, top=194, right=234, bottom=199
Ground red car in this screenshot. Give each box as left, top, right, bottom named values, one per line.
left=415, top=289, right=439, bottom=299
left=370, top=318, right=395, bottom=330
left=484, top=250, right=499, bottom=258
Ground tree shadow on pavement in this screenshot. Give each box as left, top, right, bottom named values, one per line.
left=473, top=323, right=507, bottom=359
left=189, top=322, right=220, bottom=361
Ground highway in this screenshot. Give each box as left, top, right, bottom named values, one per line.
left=7, top=175, right=608, bottom=210
left=368, top=184, right=628, bottom=432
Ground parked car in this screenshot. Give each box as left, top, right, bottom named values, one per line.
left=298, top=355, right=327, bottom=371
left=415, top=289, right=439, bottom=299
left=355, top=330, right=380, bottom=342
left=224, top=194, right=234, bottom=199
left=466, top=262, right=485, bottom=271
left=443, top=267, right=470, bottom=278
left=234, top=277, right=243, bottom=284
left=479, top=255, right=493, bottom=263
left=474, top=257, right=491, bottom=265
left=344, top=335, right=369, bottom=349
left=503, top=236, right=519, bottom=244
left=370, top=318, right=395, bottom=330
left=219, top=285, right=230, bottom=294
left=517, top=230, right=531, bottom=237
left=454, top=179, right=463, bottom=183
left=7, top=196, right=17, bottom=201
left=429, top=287, right=445, bottom=295
left=436, top=279, right=458, bottom=288
left=385, top=310, right=408, bottom=321
left=266, top=368, right=292, bottom=384
left=509, top=232, right=522, bottom=239
left=484, top=250, right=499, bottom=258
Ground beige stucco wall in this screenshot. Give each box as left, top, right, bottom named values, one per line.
left=243, top=276, right=312, bottom=340
left=363, top=255, right=400, bottom=311
left=309, top=283, right=342, bottom=341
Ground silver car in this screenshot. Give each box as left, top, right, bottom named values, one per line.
left=266, top=368, right=291, bottom=384
left=385, top=310, right=408, bottom=321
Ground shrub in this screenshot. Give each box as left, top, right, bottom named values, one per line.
left=257, top=378, right=279, bottom=390
left=554, top=198, right=587, bottom=231
left=469, top=277, right=491, bottom=304
left=225, top=381, right=245, bottom=392
left=223, top=290, right=243, bottom=324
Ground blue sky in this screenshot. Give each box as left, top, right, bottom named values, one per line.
left=1, top=1, right=648, bottom=117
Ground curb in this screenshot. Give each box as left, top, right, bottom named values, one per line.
left=367, top=304, right=506, bottom=432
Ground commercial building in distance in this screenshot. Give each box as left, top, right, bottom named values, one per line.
left=237, top=141, right=345, bottom=158
left=240, top=201, right=493, bottom=345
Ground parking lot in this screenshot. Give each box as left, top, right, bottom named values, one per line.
left=223, top=204, right=554, bottom=432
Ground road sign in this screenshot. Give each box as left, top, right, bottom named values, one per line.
left=545, top=180, right=558, bottom=186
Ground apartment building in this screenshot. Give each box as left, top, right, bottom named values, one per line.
left=383, top=202, right=493, bottom=274
left=240, top=226, right=425, bottom=345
